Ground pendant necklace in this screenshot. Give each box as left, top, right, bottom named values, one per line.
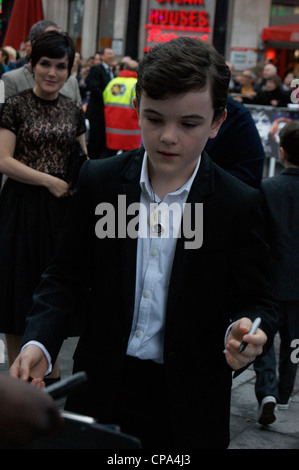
left=148, top=180, right=165, bottom=236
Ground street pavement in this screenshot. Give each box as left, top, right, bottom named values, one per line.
left=1, top=332, right=299, bottom=449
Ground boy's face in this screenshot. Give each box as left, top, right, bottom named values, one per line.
left=137, top=88, right=226, bottom=182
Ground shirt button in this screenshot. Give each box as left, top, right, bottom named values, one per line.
left=143, top=290, right=150, bottom=298
left=151, top=249, right=159, bottom=257
left=135, top=330, right=142, bottom=338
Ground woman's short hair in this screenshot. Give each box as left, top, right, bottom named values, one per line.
left=135, top=36, right=230, bottom=121
left=267, top=74, right=282, bottom=88
left=31, top=31, right=75, bottom=77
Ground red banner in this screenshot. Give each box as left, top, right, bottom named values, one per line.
left=3, top=0, right=44, bottom=50
left=261, top=24, right=299, bottom=43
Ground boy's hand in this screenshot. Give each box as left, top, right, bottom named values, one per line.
left=9, top=344, right=48, bottom=382
left=224, top=317, right=267, bottom=370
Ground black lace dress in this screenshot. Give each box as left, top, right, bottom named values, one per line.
left=0, top=89, right=86, bottom=335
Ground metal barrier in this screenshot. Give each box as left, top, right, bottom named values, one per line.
left=244, top=103, right=299, bottom=177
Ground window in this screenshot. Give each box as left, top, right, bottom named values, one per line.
left=97, top=0, right=116, bottom=49
left=68, top=0, right=84, bottom=50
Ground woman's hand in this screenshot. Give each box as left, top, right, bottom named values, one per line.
left=44, top=175, right=71, bottom=198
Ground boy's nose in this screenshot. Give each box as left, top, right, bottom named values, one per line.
left=160, top=125, right=178, bottom=145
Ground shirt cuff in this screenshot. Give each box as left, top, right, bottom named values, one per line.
left=21, top=341, right=52, bottom=376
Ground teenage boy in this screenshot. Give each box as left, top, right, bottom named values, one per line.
left=10, top=37, right=277, bottom=449
left=254, top=121, right=299, bottom=426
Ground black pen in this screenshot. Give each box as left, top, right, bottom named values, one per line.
left=239, top=317, right=261, bottom=353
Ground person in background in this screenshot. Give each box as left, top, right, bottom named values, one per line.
left=85, top=47, right=116, bottom=158
left=205, top=96, right=265, bottom=188
left=254, top=121, right=299, bottom=426
left=0, top=47, right=9, bottom=73
left=256, top=63, right=277, bottom=91
left=0, top=31, right=87, bottom=384
left=103, top=59, right=141, bottom=153
left=3, top=46, right=17, bottom=70
left=93, top=50, right=102, bottom=66
left=282, top=71, right=296, bottom=93
left=231, top=69, right=258, bottom=104
left=16, top=36, right=32, bottom=68
left=254, top=74, right=289, bottom=108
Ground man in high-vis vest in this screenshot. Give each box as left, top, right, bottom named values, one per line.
left=103, top=60, right=141, bottom=153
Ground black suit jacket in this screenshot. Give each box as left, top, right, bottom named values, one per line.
left=261, top=168, right=299, bottom=300
left=24, top=148, right=277, bottom=448
left=85, top=64, right=112, bottom=122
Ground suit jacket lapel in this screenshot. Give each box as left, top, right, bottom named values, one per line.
left=165, top=152, right=215, bottom=349
left=120, top=148, right=143, bottom=336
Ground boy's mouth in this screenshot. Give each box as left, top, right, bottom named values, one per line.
left=159, top=151, right=179, bottom=158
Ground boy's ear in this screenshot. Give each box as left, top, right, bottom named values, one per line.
left=279, top=146, right=288, bottom=161
left=209, top=109, right=227, bottom=139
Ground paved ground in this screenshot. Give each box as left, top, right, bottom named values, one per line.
left=229, top=334, right=299, bottom=449
left=1, top=332, right=299, bottom=449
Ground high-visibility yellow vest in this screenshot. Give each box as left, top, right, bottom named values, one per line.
left=103, top=71, right=141, bottom=151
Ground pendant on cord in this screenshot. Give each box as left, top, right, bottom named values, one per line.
left=149, top=205, right=165, bottom=236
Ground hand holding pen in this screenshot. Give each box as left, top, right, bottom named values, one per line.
left=224, top=317, right=267, bottom=371
left=239, top=317, right=261, bottom=353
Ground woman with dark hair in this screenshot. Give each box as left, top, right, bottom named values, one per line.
left=254, top=74, right=289, bottom=107
left=0, top=31, right=87, bottom=381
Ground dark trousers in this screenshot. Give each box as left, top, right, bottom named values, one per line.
left=111, top=356, right=172, bottom=449
left=254, top=300, right=299, bottom=404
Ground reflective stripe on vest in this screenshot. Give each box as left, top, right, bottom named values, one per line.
left=103, top=77, right=141, bottom=150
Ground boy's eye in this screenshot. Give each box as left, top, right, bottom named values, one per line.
left=182, top=122, right=198, bottom=128
left=147, top=116, right=162, bottom=124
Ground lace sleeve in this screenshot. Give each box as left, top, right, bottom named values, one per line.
left=0, top=98, right=19, bottom=135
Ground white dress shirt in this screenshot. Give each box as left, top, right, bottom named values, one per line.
left=126, top=152, right=201, bottom=363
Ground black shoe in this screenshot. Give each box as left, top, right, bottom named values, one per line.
left=258, top=396, right=276, bottom=425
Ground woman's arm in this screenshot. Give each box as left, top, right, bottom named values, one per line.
left=76, top=132, right=88, bottom=156
left=0, top=127, right=71, bottom=198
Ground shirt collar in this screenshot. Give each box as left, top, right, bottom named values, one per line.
left=140, top=151, right=201, bottom=200
left=102, top=62, right=112, bottom=73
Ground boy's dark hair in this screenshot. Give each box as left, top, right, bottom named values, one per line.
left=279, top=120, right=299, bottom=166
left=31, top=31, right=75, bottom=77
left=135, top=37, right=230, bottom=121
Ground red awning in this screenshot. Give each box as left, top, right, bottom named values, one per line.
left=3, top=0, right=44, bottom=50
left=261, top=23, right=299, bottom=43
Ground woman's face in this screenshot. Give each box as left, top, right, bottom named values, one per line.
left=266, top=79, right=277, bottom=92
left=32, top=54, right=69, bottom=100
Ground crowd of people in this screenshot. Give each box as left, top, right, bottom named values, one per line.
left=0, top=20, right=298, bottom=450
left=228, top=61, right=298, bottom=108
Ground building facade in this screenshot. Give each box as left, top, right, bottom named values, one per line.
left=1, top=0, right=299, bottom=76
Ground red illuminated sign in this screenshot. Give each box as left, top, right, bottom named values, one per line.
left=155, top=0, right=204, bottom=4
left=149, top=9, right=209, bottom=27
left=145, top=0, right=215, bottom=51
